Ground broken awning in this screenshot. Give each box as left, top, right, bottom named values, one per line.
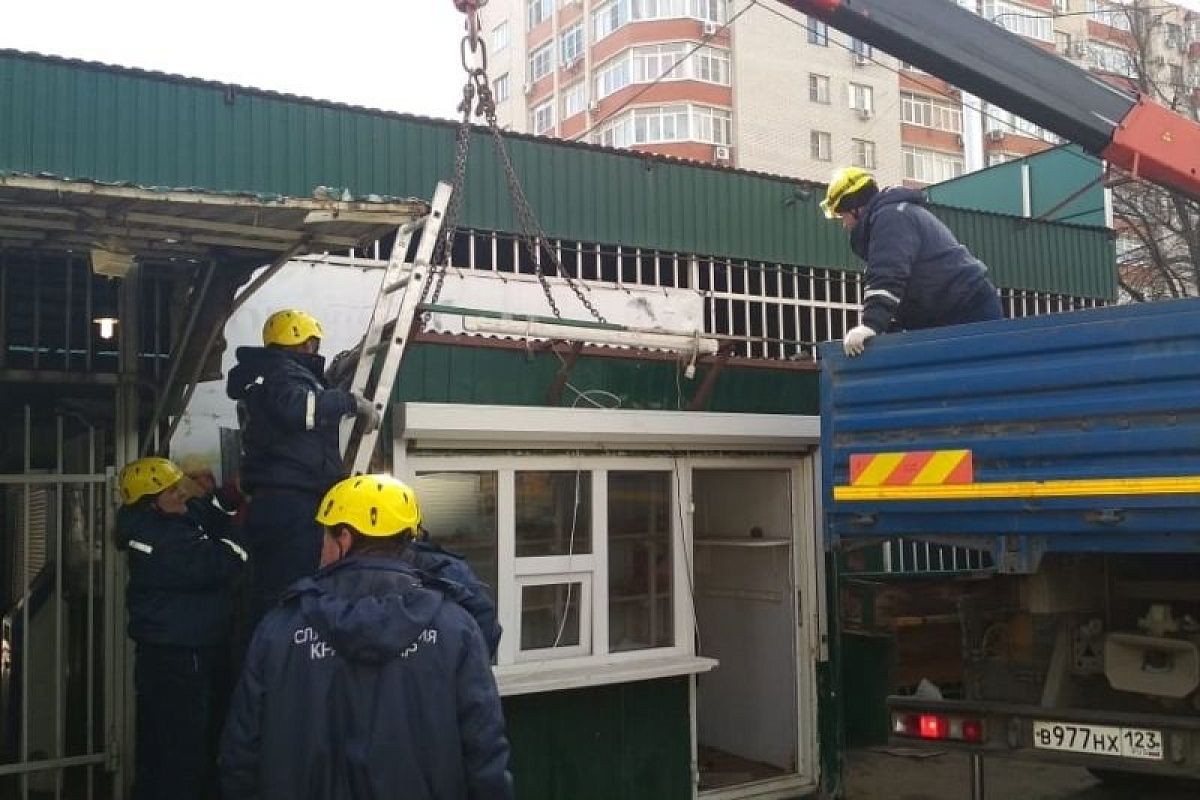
left=0, top=173, right=427, bottom=259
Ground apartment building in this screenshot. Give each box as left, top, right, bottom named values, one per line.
left=480, top=0, right=1199, bottom=188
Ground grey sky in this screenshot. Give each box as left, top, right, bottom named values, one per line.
left=2, top=1, right=466, bottom=120
left=1, top=0, right=1197, bottom=121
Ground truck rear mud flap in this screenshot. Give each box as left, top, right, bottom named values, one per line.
left=886, top=695, right=1200, bottom=778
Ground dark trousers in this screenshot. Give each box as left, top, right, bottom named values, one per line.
left=133, top=643, right=223, bottom=800
left=954, top=284, right=1005, bottom=325
left=244, top=488, right=324, bottom=624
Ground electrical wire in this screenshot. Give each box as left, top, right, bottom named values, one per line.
left=551, top=468, right=583, bottom=648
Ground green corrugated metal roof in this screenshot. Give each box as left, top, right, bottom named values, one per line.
left=0, top=48, right=1113, bottom=299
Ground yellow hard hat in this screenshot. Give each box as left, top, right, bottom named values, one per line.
left=820, top=166, right=876, bottom=219
left=118, top=457, right=184, bottom=506
left=262, top=309, right=324, bottom=347
left=316, top=474, right=422, bottom=538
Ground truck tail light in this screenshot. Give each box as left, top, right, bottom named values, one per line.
left=893, top=712, right=984, bottom=744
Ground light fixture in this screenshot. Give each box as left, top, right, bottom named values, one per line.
left=93, top=317, right=119, bottom=340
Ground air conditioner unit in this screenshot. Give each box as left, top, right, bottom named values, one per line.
left=856, top=107, right=873, bottom=120
left=523, top=82, right=533, bottom=96
left=702, top=21, right=719, bottom=36
left=588, top=100, right=599, bottom=112
left=986, top=129, right=1005, bottom=142
left=565, top=56, right=582, bottom=70
left=1073, top=42, right=1090, bottom=58
left=853, top=53, right=870, bottom=67
left=713, top=145, right=731, bottom=162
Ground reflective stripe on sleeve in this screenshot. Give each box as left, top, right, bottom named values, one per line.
left=220, top=539, right=249, bottom=562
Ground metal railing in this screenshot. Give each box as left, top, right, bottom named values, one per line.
left=0, top=407, right=114, bottom=800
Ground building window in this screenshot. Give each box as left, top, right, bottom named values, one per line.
left=629, top=42, right=729, bottom=85
left=690, top=104, right=732, bottom=145
left=852, top=138, right=876, bottom=169
left=411, top=457, right=694, bottom=678
left=561, top=22, right=585, bottom=67
left=593, top=103, right=730, bottom=147
left=1055, top=30, right=1072, bottom=56
left=692, top=46, right=731, bottom=84
left=983, top=0, right=1054, bottom=41
left=986, top=152, right=1017, bottom=167
left=412, top=471, right=499, bottom=604
left=633, top=43, right=687, bottom=82
left=634, top=104, right=692, bottom=143
left=492, top=21, right=510, bottom=53
left=811, top=130, right=832, bottom=161
left=849, top=82, right=874, bottom=112
left=900, top=92, right=963, bottom=132
left=1170, top=64, right=1185, bottom=88
left=1165, top=23, right=1183, bottom=49
left=593, top=0, right=627, bottom=41
left=903, top=145, right=965, bottom=183
left=595, top=54, right=632, bottom=100
left=528, top=0, right=553, bottom=29
left=986, top=107, right=1048, bottom=139
left=807, top=17, right=828, bottom=46
left=563, top=82, right=587, bottom=118
left=809, top=74, right=831, bottom=104
left=532, top=99, right=556, bottom=135
left=530, top=42, right=554, bottom=83
left=1086, top=0, right=1132, bottom=33
left=1086, top=40, right=1135, bottom=77
left=493, top=73, right=510, bottom=103
left=608, top=471, right=673, bottom=652
left=850, top=37, right=873, bottom=60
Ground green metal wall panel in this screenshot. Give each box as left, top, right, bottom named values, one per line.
left=0, top=49, right=1111, bottom=298
left=927, top=145, right=1107, bottom=228
left=503, top=678, right=692, bottom=800
left=394, top=342, right=819, bottom=414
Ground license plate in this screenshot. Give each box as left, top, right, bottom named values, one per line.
left=1032, top=720, right=1163, bottom=761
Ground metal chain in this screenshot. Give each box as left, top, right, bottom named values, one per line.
left=434, top=2, right=606, bottom=324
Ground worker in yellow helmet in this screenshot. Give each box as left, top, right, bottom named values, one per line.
left=116, top=456, right=247, bottom=800
left=220, top=475, right=513, bottom=800
left=821, top=167, right=1002, bottom=357
left=226, top=309, right=380, bottom=622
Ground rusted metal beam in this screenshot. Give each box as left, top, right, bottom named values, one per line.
left=687, top=345, right=735, bottom=412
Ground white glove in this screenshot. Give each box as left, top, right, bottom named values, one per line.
left=352, top=392, right=382, bottom=434
left=843, top=325, right=877, bottom=357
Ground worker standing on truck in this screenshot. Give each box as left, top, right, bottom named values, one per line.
left=219, top=474, right=514, bottom=800
left=821, top=167, right=1003, bottom=357
left=116, top=456, right=248, bottom=800
left=226, top=309, right=380, bottom=622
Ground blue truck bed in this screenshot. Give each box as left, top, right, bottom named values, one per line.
left=819, top=299, right=1200, bottom=569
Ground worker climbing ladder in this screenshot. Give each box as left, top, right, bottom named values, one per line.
left=342, top=182, right=453, bottom=475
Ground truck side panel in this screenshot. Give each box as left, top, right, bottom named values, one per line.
left=820, top=299, right=1200, bottom=555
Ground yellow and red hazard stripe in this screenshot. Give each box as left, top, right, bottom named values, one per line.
left=849, top=449, right=973, bottom=487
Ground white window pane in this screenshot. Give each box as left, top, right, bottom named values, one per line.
left=413, top=471, right=498, bottom=601
left=515, top=471, right=592, bottom=556
left=521, top=582, right=583, bottom=648
left=609, top=472, right=673, bottom=652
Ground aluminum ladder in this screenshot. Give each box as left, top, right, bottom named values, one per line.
left=342, top=181, right=453, bottom=475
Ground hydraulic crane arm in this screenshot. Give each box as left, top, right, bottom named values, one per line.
left=782, top=0, right=1200, bottom=201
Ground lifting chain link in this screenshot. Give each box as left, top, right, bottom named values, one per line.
left=426, top=0, right=606, bottom=325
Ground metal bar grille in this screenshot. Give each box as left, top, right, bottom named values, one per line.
left=452, top=230, right=1104, bottom=361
